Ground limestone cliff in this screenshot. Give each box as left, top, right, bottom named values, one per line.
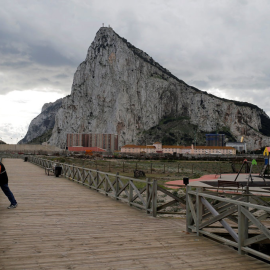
left=19, top=98, right=63, bottom=144
left=48, top=27, right=270, bottom=150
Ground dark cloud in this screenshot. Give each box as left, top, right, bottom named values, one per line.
left=0, top=61, right=31, bottom=69
left=191, top=80, right=210, bottom=89
left=54, top=73, right=69, bottom=79
left=30, top=44, right=76, bottom=67
left=1, top=0, right=270, bottom=113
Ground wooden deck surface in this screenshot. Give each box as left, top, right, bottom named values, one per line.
left=0, top=158, right=269, bottom=270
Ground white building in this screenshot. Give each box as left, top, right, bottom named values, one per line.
left=226, top=142, right=247, bottom=153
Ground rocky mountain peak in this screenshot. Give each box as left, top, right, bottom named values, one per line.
left=88, top=27, right=185, bottom=87
left=21, top=27, right=270, bottom=150
left=42, top=102, right=54, bottom=112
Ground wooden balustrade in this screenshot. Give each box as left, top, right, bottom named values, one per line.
left=186, top=186, right=270, bottom=262
left=27, top=155, right=182, bottom=217
left=1, top=154, right=187, bottom=216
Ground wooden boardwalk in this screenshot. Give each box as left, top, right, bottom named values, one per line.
left=0, top=159, right=269, bottom=270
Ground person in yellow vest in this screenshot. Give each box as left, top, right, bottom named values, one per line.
left=0, top=161, right=18, bottom=209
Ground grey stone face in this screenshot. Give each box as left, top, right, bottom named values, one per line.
left=39, top=27, right=270, bottom=150
left=18, top=98, right=63, bottom=144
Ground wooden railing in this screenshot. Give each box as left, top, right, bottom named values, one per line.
left=0, top=153, right=23, bottom=159
left=186, top=186, right=270, bottom=262
left=27, top=156, right=186, bottom=216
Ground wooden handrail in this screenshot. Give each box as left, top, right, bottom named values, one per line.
left=186, top=186, right=270, bottom=262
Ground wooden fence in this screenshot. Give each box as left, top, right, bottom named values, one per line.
left=27, top=156, right=186, bottom=217
left=48, top=159, right=266, bottom=177
left=3, top=154, right=270, bottom=261
left=186, top=186, right=270, bottom=262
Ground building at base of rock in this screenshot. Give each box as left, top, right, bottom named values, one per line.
left=121, top=142, right=236, bottom=155
left=66, top=133, right=118, bottom=151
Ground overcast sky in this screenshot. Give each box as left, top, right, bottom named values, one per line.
left=1, top=0, right=270, bottom=144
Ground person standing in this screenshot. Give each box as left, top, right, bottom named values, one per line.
left=0, top=160, right=18, bottom=209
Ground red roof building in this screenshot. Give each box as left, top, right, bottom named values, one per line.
left=68, top=147, right=106, bottom=152
left=121, top=143, right=236, bottom=155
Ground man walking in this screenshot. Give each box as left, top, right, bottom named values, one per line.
left=0, top=160, right=18, bottom=209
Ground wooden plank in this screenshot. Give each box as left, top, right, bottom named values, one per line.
left=188, top=194, right=197, bottom=226
left=199, top=206, right=238, bottom=230
left=203, top=195, right=244, bottom=219
left=241, top=207, right=270, bottom=240
left=104, top=174, right=115, bottom=194
left=0, top=158, right=268, bottom=269
left=157, top=199, right=178, bottom=211
left=117, top=180, right=129, bottom=197
left=157, top=185, right=186, bottom=205
left=201, top=197, right=239, bottom=242
left=244, top=233, right=269, bottom=246
left=129, top=181, right=146, bottom=207
left=132, top=186, right=146, bottom=202
left=190, top=190, right=270, bottom=212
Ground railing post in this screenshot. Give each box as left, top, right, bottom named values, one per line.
left=196, top=187, right=203, bottom=236
left=105, top=174, right=108, bottom=196
left=239, top=185, right=249, bottom=255
left=72, top=164, right=74, bottom=180
left=146, top=178, right=150, bottom=214
left=129, top=179, right=133, bottom=206
left=62, top=164, right=65, bottom=176
left=152, top=179, right=157, bottom=217
left=115, top=172, right=119, bottom=200
left=238, top=204, right=245, bottom=255
left=96, top=169, right=99, bottom=190
left=186, top=185, right=192, bottom=233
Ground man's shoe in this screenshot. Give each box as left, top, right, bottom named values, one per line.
left=7, top=203, right=18, bottom=209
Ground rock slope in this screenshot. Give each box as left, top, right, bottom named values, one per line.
left=19, top=98, right=63, bottom=144
left=45, top=27, right=270, bottom=150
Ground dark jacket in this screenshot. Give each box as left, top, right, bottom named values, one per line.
left=0, top=161, right=8, bottom=186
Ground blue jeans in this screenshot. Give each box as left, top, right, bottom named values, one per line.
left=1, top=184, right=17, bottom=205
